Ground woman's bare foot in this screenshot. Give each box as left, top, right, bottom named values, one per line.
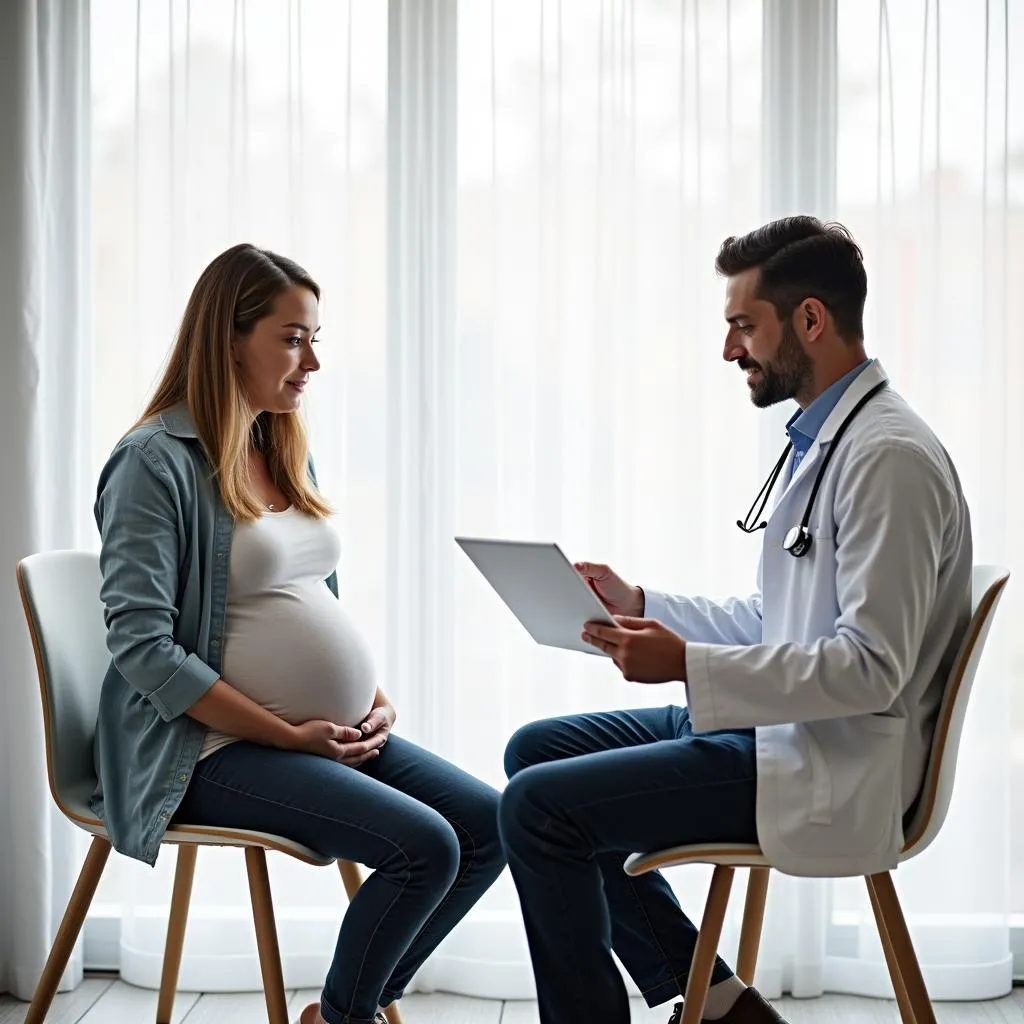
left=298, top=1001, right=327, bottom=1024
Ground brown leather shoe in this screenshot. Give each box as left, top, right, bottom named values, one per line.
left=666, top=987, right=791, bottom=1023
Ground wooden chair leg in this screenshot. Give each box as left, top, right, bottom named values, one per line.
left=680, top=866, right=735, bottom=1024
left=245, top=847, right=289, bottom=1024
left=338, top=859, right=364, bottom=901
left=867, top=875, right=916, bottom=1024
left=156, top=844, right=198, bottom=1024
left=735, top=867, right=770, bottom=985
left=381, top=1002, right=405, bottom=1024
left=25, top=835, right=112, bottom=1024
left=868, top=872, right=935, bottom=1024
left=337, top=862, right=404, bottom=1024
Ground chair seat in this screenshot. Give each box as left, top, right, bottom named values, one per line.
left=624, top=843, right=768, bottom=876
left=60, top=782, right=334, bottom=867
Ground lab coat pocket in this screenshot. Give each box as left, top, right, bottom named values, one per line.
left=803, top=727, right=832, bottom=825
left=804, top=715, right=906, bottom=856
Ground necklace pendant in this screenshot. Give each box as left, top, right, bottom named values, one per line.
left=267, top=503, right=276, bottom=511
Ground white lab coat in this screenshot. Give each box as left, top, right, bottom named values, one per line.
left=643, top=360, right=972, bottom=877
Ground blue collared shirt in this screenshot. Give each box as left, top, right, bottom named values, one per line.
left=786, top=359, right=873, bottom=477
left=91, top=405, right=337, bottom=865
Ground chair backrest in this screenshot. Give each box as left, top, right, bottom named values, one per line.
left=901, top=564, right=1011, bottom=859
left=16, top=550, right=109, bottom=823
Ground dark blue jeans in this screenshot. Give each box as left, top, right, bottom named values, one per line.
left=499, top=705, right=757, bottom=1024
left=174, top=736, right=505, bottom=1024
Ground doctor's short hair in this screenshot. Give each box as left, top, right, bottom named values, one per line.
left=715, top=216, right=867, bottom=344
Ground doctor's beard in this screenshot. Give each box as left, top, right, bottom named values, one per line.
left=745, top=319, right=813, bottom=408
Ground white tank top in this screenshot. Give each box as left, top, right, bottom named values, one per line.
left=198, top=507, right=378, bottom=760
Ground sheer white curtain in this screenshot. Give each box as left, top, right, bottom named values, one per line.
left=85, top=0, right=1021, bottom=1003
left=0, top=0, right=92, bottom=1002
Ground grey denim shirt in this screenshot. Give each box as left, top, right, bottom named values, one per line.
left=91, top=404, right=338, bottom=865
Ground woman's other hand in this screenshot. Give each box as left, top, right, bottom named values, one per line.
left=333, top=703, right=394, bottom=767
left=287, top=719, right=362, bottom=759
left=357, top=703, right=396, bottom=753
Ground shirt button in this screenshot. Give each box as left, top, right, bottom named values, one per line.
left=211, top=639, right=220, bottom=647
left=179, top=774, right=187, bottom=781
left=216, top=551, right=224, bottom=559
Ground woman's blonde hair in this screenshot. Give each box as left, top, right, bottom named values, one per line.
left=136, top=242, right=332, bottom=522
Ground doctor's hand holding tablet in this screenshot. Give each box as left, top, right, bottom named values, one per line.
left=454, top=537, right=692, bottom=684
left=575, top=561, right=691, bottom=684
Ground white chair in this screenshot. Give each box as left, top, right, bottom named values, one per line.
left=16, top=550, right=404, bottom=1024
left=624, top=565, right=1011, bottom=1024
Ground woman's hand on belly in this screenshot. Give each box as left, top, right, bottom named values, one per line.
left=289, top=717, right=389, bottom=768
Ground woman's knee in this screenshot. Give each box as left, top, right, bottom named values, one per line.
left=503, top=717, right=562, bottom=779
left=460, top=788, right=507, bottom=874
left=400, top=810, right=462, bottom=892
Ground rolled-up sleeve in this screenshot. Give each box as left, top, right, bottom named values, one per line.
left=95, top=442, right=219, bottom=721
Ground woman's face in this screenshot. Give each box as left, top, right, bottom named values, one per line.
left=232, top=285, right=321, bottom=415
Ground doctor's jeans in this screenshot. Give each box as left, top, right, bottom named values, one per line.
left=500, top=705, right=758, bottom=1024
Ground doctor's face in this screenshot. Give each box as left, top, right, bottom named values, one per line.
left=722, top=269, right=813, bottom=408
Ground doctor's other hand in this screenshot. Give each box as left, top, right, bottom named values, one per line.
left=582, top=616, right=687, bottom=684
left=574, top=561, right=644, bottom=617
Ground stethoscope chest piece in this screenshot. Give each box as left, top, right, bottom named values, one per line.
left=782, top=524, right=813, bottom=558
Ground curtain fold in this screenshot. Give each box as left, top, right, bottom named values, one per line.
left=384, top=0, right=459, bottom=758
left=0, top=0, right=92, bottom=1002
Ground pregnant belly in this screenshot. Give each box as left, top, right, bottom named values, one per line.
left=221, top=585, right=378, bottom=729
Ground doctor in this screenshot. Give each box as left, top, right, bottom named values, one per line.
left=498, top=216, right=972, bottom=1024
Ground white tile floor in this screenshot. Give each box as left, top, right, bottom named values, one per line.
left=1, top=980, right=1023, bottom=1023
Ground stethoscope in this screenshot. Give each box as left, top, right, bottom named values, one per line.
left=737, top=380, right=888, bottom=558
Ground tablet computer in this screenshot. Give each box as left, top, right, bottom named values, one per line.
left=455, top=537, right=617, bottom=656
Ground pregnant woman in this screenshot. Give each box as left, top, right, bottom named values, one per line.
left=91, top=243, right=505, bottom=1024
